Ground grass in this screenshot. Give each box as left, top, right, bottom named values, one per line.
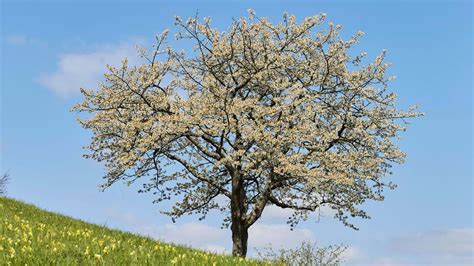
left=0, top=197, right=271, bottom=265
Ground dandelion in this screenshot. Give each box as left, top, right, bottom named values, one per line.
left=94, top=254, right=102, bottom=260
left=170, top=257, right=179, bottom=264
left=84, top=246, right=90, bottom=256
left=8, top=247, right=15, bottom=258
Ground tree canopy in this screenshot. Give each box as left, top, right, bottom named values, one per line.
left=73, top=11, right=421, bottom=257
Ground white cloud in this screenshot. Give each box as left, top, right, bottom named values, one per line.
left=38, top=41, right=143, bottom=97
left=249, top=223, right=314, bottom=250
left=341, top=246, right=367, bottom=264
left=158, top=222, right=229, bottom=249
left=343, top=228, right=474, bottom=265
left=104, top=209, right=231, bottom=252
left=389, top=228, right=474, bottom=265
left=104, top=208, right=158, bottom=237
left=261, top=205, right=294, bottom=220
left=342, top=246, right=406, bottom=266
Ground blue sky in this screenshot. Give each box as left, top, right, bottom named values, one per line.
left=1, top=0, right=472, bottom=264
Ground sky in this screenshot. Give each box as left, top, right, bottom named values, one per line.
left=1, top=0, right=473, bottom=264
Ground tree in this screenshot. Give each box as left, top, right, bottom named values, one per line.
left=73, top=11, right=421, bottom=257
left=0, top=173, right=9, bottom=195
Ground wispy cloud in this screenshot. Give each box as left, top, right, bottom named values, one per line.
left=342, top=246, right=406, bottom=266
left=158, top=222, right=229, bottom=251
left=6, top=34, right=28, bottom=45
left=5, top=34, right=47, bottom=47
left=249, top=223, right=314, bottom=250
left=344, top=228, right=474, bottom=265
left=38, top=40, right=143, bottom=98
left=389, top=228, right=474, bottom=265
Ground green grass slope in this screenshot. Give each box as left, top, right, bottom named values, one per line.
left=0, top=197, right=269, bottom=265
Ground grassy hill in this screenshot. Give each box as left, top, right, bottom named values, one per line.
left=0, top=197, right=269, bottom=265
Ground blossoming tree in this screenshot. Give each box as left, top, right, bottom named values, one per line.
left=73, top=11, right=421, bottom=257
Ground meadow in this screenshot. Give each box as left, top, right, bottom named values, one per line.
left=0, top=197, right=272, bottom=265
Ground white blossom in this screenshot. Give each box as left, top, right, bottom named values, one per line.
left=73, top=12, right=421, bottom=257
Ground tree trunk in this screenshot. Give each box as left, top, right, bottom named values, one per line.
left=231, top=215, right=248, bottom=257
left=230, top=171, right=248, bottom=257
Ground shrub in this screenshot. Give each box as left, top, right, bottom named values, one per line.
left=256, top=241, right=346, bottom=266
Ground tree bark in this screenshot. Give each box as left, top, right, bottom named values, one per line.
left=231, top=214, right=248, bottom=257
left=230, top=171, right=248, bottom=257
